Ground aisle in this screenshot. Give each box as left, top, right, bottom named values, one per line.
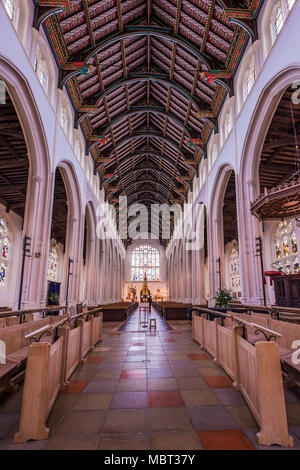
left=119, top=307, right=170, bottom=332
left=0, top=324, right=300, bottom=450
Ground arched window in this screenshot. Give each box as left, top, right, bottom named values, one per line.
left=243, top=60, right=256, bottom=101
left=224, top=111, right=232, bottom=140
left=212, top=144, right=217, bottom=163
left=47, top=239, right=59, bottom=281
left=229, top=241, right=241, bottom=298
left=286, top=0, right=295, bottom=11
left=4, top=0, right=17, bottom=23
left=273, top=219, right=299, bottom=274
left=74, top=138, right=81, bottom=161
left=131, top=245, right=160, bottom=281
left=273, top=5, right=284, bottom=38
left=60, top=105, right=68, bottom=134
left=0, top=216, right=10, bottom=287
left=33, top=48, right=49, bottom=92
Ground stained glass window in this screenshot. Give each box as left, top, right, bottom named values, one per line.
left=0, top=216, right=10, bottom=287
left=60, top=105, right=68, bottom=133
left=224, top=112, right=232, bottom=140
left=39, top=60, right=48, bottom=90
left=47, top=241, right=59, bottom=281
left=274, top=6, right=284, bottom=37
left=229, top=242, right=241, bottom=298
left=273, top=220, right=299, bottom=273
left=4, top=0, right=15, bottom=21
left=286, top=0, right=295, bottom=11
left=243, top=61, right=256, bottom=101
left=131, top=245, right=160, bottom=281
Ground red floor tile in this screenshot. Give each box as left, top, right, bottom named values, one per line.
left=163, top=339, right=176, bottom=343
left=197, top=429, right=255, bottom=450
left=120, top=370, right=147, bottom=379
left=204, top=376, right=233, bottom=388
left=188, top=354, right=210, bottom=361
left=148, top=391, right=184, bottom=408
left=85, top=357, right=104, bottom=363
left=61, top=381, right=88, bottom=394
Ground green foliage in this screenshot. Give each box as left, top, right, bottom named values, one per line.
left=214, top=289, right=233, bottom=308
left=49, top=292, right=59, bottom=305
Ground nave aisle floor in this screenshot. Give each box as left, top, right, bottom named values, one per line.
left=0, top=311, right=300, bottom=450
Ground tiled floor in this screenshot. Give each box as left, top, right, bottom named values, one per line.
left=1, top=309, right=300, bottom=450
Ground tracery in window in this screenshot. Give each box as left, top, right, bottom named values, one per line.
left=224, top=112, right=232, bottom=140
left=243, top=60, right=256, bottom=101
left=47, top=239, right=59, bottom=282
left=0, top=216, right=10, bottom=287
left=272, top=220, right=299, bottom=274
left=4, top=0, right=16, bottom=22
left=131, top=245, right=160, bottom=282
left=286, top=0, right=295, bottom=11
left=274, top=5, right=284, bottom=37
left=229, top=241, right=241, bottom=298
left=60, top=105, right=68, bottom=133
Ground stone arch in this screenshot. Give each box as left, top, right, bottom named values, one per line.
left=0, top=55, right=51, bottom=308
left=238, top=66, right=300, bottom=304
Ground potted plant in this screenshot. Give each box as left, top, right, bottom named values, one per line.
left=214, top=289, right=233, bottom=308
left=48, top=292, right=60, bottom=306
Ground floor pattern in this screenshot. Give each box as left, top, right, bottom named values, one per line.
left=0, top=311, right=300, bottom=450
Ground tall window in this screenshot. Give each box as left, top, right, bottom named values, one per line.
left=131, top=245, right=160, bottom=281
left=274, top=6, right=284, bottom=37
left=0, top=216, right=10, bottom=287
left=286, top=0, right=295, bottom=11
left=229, top=241, right=241, bottom=298
left=60, top=105, right=68, bottom=134
left=243, top=60, right=256, bottom=101
left=273, top=219, right=299, bottom=274
left=33, top=48, right=49, bottom=92
left=224, top=111, right=232, bottom=140
left=47, top=240, right=59, bottom=282
left=4, top=0, right=16, bottom=21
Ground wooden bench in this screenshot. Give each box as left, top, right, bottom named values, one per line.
left=0, top=314, right=69, bottom=394
left=192, top=311, right=293, bottom=447
left=153, top=301, right=193, bottom=320
left=15, top=309, right=103, bottom=443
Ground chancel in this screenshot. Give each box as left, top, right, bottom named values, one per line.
left=0, top=0, right=300, bottom=452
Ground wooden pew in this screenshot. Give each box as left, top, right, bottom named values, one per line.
left=0, top=313, right=68, bottom=394
left=14, top=309, right=103, bottom=443
left=153, top=301, right=193, bottom=320
left=94, top=302, right=138, bottom=322
left=192, top=310, right=293, bottom=447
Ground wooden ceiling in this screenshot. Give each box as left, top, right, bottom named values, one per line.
left=37, top=0, right=263, bottom=245
left=0, top=89, right=29, bottom=218
left=259, top=87, right=300, bottom=192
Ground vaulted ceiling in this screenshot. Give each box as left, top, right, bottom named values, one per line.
left=35, top=0, right=263, bottom=245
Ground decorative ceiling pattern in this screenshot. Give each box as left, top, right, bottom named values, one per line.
left=35, top=0, right=263, bottom=244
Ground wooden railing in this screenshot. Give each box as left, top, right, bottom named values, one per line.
left=192, top=310, right=294, bottom=447
left=14, top=309, right=103, bottom=444
left=0, top=306, right=67, bottom=326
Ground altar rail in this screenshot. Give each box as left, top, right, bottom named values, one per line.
left=192, top=310, right=293, bottom=447
left=14, top=310, right=103, bottom=444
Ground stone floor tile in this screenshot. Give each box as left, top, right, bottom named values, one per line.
left=110, top=391, right=148, bottom=409
left=149, top=408, right=194, bottom=432
left=187, top=406, right=237, bottom=430
left=54, top=410, right=107, bottom=436
left=102, top=409, right=148, bottom=434
left=150, top=431, right=203, bottom=450
left=73, top=393, right=113, bottom=410
left=181, top=389, right=221, bottom=406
